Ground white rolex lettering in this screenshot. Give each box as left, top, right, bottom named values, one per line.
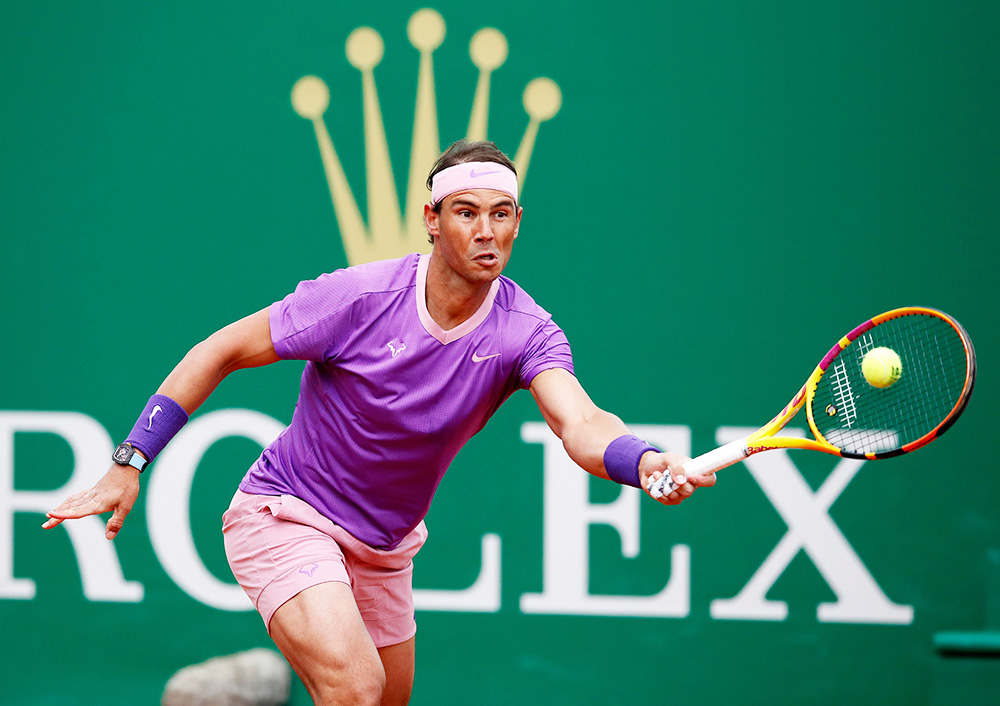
left=519, top=422, right=691, bottom=617
left=709, top=426, right=913, bottom=624
left=0, top=411, right=143, bottom=602
left=147, top=409, right=285, bottom=610
left=413, top=533, right=502, bottom=612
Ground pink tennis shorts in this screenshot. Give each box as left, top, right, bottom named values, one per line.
left=222, top=490, right=427, bottom=648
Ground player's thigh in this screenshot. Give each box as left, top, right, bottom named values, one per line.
left=378, top=637, right=415, bottom=706
left=269, top=581, right=385, bottom=702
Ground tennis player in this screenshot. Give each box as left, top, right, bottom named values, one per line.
left=44, top=140, right=715, bottom=706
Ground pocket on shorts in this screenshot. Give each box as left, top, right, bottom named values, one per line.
left=265, top=494, right=329, bottom=531
left=353, top=581, right=385, bottom=616
left=222, top=491, right=271, bottom=532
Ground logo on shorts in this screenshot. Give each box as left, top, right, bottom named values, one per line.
left=298, top=563, right=320, bottom=577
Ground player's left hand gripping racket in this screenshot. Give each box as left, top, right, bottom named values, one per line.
left=648, top=307, right=976, bottom=498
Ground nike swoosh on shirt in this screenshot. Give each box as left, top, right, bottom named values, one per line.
left=472, top=352, right=501, bottom=363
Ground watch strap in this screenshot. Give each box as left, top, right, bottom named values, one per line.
left=126, top=451, right=148, bottom=473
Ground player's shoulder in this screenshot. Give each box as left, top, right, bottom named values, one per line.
left=494, top=274, right=555, bottom=324
left=314, top=254, right=419, bottom=296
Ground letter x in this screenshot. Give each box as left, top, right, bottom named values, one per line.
left=710, top=426, right=913, bottom=624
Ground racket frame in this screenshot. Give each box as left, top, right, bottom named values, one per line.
left=647, top=306, right=976, bottom=498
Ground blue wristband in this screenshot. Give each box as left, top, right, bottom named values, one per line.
left=603, top=435, right=661, bottom=488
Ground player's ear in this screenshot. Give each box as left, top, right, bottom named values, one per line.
left=513, top=205, right=523, bottom=238
left=424, top=202, right=440, bottom=238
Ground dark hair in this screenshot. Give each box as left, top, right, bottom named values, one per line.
left=424, top=140, right=517, bottom=243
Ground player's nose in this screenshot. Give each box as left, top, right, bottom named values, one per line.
left=474, top=214, right=495, bottom=241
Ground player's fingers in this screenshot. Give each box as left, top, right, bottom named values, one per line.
left=667, top=462, right=688, bottom=490
left=47, top=494, right=108, bottom=521
left=45, top=491, right=106, bottom=528
left=46, top=489, right=90, bottom=514
left=647, top=469, right=668, bottom=488
left=659, top=489, right=687, bottom=505
left=652, top=480, right=693, bottom=506
left=674, top=481, right=695, bottom=499
left=691, top=472, right=717, bottom=488
left=105, top=505, right=131, bottom=541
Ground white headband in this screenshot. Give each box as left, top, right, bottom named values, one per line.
left=430, top=161, right=519, bottom=205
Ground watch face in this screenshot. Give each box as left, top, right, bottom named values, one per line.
left=113, top=443, right=133, bottom=464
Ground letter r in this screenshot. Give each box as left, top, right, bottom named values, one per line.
left=0, top=411, right=143, bottom=601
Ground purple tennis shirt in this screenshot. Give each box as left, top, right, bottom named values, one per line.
left=239, top=253, right=574, bottom=549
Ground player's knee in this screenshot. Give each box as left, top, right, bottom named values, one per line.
left=356, top=666, right=387, bottom=706
left=313, top=662, right=385, bottom=706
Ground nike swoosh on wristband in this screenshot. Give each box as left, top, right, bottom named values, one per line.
left=472, top=352, right=501, bottom=363
left=147, top=405, right=163, bottom=430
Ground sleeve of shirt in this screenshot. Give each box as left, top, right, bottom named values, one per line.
left=518, top=317, right=575, bottom=389
left=269, top=269, right=359, bottom=362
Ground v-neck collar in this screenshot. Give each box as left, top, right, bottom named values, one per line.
left=415, top=253, right=500, bottom=345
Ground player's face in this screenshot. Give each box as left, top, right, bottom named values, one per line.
left=426, top=189, right=522, bottom=285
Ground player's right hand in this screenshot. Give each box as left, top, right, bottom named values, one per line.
left=42, top=464, right=142, bottom=540
left=640, top=450, right=717, bottom=505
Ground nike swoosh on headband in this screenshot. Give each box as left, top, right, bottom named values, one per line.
left=469, top=167, right=503, bottom=178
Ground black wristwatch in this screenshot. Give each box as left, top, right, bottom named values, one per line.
left=112, top=442, right=149, bottom=472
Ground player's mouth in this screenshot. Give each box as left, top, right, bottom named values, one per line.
left=473, top=252, right=500, bottom=265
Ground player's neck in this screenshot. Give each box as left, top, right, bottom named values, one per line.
left=424, top=258, right=493, bottom=330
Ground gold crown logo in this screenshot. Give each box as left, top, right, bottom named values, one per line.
left=290, top=8, right=562, bottom=265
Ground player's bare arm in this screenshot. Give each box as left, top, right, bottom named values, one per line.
left=43, top=308, right=279, bottom=539
left=156, top=307, right=280, bottom=411
left=528, top=367, right=715, bottom=505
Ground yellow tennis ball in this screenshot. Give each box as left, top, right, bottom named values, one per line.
left=862, top=347, right=902, bottom=388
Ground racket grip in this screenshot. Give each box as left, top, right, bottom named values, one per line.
left=646, top=438, right=749, bottom=499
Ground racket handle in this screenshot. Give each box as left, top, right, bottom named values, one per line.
left=646, top=437, right=749, bottom=499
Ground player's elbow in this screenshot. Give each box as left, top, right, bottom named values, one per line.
left=183, top=334, right=239, bottom=381
left=193, top=317, right=277, bottom=378
left=559, top=408, right=625, bottom=473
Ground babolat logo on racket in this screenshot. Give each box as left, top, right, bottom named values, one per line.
left=289, top=8, right=562, bottom=266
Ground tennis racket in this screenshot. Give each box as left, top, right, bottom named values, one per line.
left=647, top=306, right=976, bottom=499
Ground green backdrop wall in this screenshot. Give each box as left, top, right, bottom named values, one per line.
left=2, top=1, right=998, bottom=704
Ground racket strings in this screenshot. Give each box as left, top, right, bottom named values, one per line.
left=811, top=313, right=970, bottom=456
left=878, top=316, right=965, bottom=446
